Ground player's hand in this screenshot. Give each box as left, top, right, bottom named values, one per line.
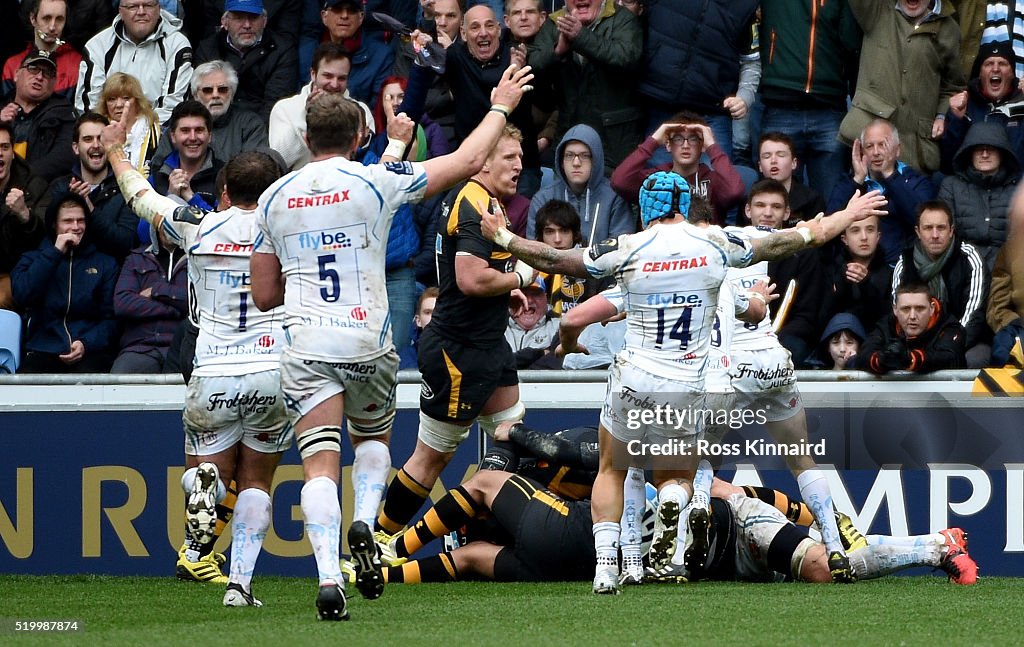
left=0, top=102, right=20, bottom=122
left=5, top=188, right=30, bottom=222
left=101, top=101, right=131, bottom=154
left=387, top=112, right=415, bottom=144
left=851, top=138, right=868, bottom=185
left=601, top=311, right=626, bottom=325
left=493, top=421, right=515, bottom=442
left=723, top=96, right=748, bottom=120
left=489, top=63, right=535, bottom=113
left=509, top=288, right=529, bottom=316
left=844, top=262, right=868, bottom=284
left=843, top=189, right=888, bottom=222
left=555, top=341, right=589, bottom=358
left=749, top=280, right=779, bottom=304
left=948, top=91, right=968, bottom=119
left=59, top=340, right=85, bottom=364
left=478, top=198, right=506, bottom=242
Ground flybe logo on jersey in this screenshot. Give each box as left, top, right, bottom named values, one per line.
left=286, top=191, right=350, bottom=209
left=645, top=293, right=703, bottom=307
left=736, top=276, right=765, bottom=290
left=218, top=271, right=250, bottom=288
left=298, top=230, right=352, bottom=250
left=642, top=256, right=708, bottom=272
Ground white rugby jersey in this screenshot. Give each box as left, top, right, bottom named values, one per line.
left=583, top=221, right=753, bottom=381
left=721, top=226, right=779, bottom=352
left=254, top=158, right=428, bottom=362
left=159, top=206, right=286, bottom=377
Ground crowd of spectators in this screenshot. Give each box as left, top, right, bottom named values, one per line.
left=2, top=0, right=1024, bottom=376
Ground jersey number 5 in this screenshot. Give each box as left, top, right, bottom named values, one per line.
left=318, top=254, right=342, bottom=302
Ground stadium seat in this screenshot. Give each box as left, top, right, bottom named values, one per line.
left=0, top=308, right=22, bottom=374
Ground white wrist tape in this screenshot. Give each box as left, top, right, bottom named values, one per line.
left=513, top=259, right=534, bottom=289
left=747, top=291, right=767, bottom=304
left=493, top=227, right=515, bottom=248
left=383, top=137, right=407, bottom=160
left=116, top=166, right=176, bottom=224
left=797, top=227, right=814, bottom=245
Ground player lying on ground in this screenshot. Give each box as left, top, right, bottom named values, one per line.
left=372, top=424, right=653, bottom=583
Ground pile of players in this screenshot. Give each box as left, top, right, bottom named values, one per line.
left=99, top=55, right=976, bottom=623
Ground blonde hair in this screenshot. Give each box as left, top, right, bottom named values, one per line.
left=98, top=73, right=159, bottom=126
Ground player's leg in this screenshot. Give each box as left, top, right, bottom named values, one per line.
left=592, top=424, right=627, bottom=594
left=175, top=452, right=235, bottom=583
left=618, top=467, right=647, bottom=585
left=224, top=445, right=283, bottom=608
left=378, top=335, right=507, bottom=534
left=849, top=529, right=977, bottom=584
left=180, top=446, right=234, bottom=553
left=294, top=395, right=348, bottom=619
left=280, top=352, right=350, bottom=619
left=393, top=470, right=509, bottom=559
left=761, top=379, right=854, bottom=582
left=342, top=350, right=401, bottom=601
left=223, top=382, right=292, bottom=608
left=383, top=543, right=502, bottom=584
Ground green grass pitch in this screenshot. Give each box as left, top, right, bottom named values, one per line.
left=2, top=575, right=1019, bottom=646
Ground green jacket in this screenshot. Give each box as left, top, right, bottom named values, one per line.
left=840, top=0, right=965, bottom=173
left=528, top=1, right=643, bottom=173
left=759, top=0, right=862, bottom=103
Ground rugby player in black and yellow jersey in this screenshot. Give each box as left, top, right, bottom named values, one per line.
left=377, top=125, right=538, bottom=540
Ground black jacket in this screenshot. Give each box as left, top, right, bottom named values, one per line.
left=768, top=248, right=826, bottom=348
left=892, top=238, right=989, bottom=348
left=0, top=157, right=50, bottom=274
left=7, top=95, right=77, bottom=182
left=194, top=30, right=298, bottom=124
left=859, top=300, right=966, bottom=374
left=824, top=248, right=893, bottom=333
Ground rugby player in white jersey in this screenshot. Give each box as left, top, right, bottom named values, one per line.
left=100, top=112, right=289, bottom=608
left=249, top=65, right=534, bottom=620
left=480, top=171, right=887, bottom=593
left=701, top=179, right=860, bottom=583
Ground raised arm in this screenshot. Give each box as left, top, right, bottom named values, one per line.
left=751, top=190, right=888, bottom=263
left=421, top=64, right=534, bottom=197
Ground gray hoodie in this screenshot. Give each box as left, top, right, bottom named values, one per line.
left=527, top=124, right=636, bottom=245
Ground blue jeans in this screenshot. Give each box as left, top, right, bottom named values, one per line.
left=386, top=266, right=417, bottom=351
left=760, top=107, right=845, bottom=200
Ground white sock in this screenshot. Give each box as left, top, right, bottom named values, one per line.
left=690, top=459, right=713, bottom=509
left=865, top=533, right=946, bottom=548
left=180, top=465, right=227, bottom=501
left=181, top=467, right=198, bottom=493
left=229, top=488, right=271, bottom=590
left=797, top=469, right=842, bottom=554
left=593, top=521, right=620, bottom=570
left=847, top=540, right=942, bottom=580
left=619, top=468, right=645, bottom=571
left=658, top=483, right=691, bottom=566
left=301, top=476, right=343, bottom=584
left=352, top=440, right=391, bottom=526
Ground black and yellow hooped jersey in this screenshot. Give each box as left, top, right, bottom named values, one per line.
left=430, top=180, right=515, bottom=346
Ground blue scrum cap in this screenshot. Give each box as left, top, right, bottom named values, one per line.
left=639, top=171, right=690, bottom=227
